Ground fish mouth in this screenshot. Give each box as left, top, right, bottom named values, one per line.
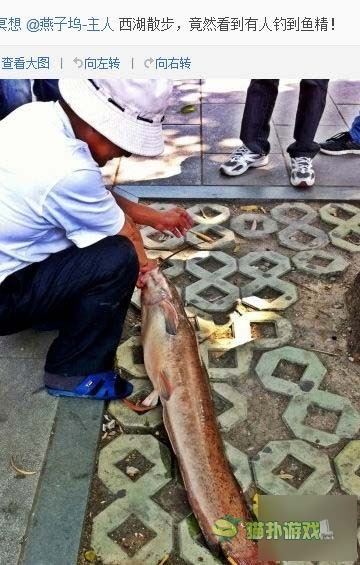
left=141, top=269, right=172, bottom=305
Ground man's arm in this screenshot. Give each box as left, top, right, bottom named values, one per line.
left=111, top=192, right=193, bottom=237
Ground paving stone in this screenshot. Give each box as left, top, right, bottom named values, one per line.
left=292, top=250, right=350, bottom=276
left=201, top=78, right=249, bottom=103
left=320, top=203, right=360, bottom=253
left=271, top=202, right=317, bottom=225
left=185, top=277, right=239, bottom=312
left=186, top=223, right=236, bottom=251
left=200, top=341, right=253, bottom=382
left=186, top=251, right=237, bottom=280
left=283, top=390, right=360, bottom=447
left=187, top=203, right=230, bottom=225
left=319, top=203, right=360, bottom=226
left=255, top=346, right=327, bottom=397
left=329, top=80, right=360, bottom=104
left=141, top=225, right=185, bottom=251
left=230, top=213, right=278, bottom=239
left=277, top=224, right=329, bottom=251
left=240, top=276, right=298, bottom=311
left=337, top=104, right=360, bottom=129
left=93, top=435, right=172, bottom=563
left=271, top=203, right=329, bottom=251
left=117, top=125, right=201, bottom=186
left=224, top=441, right=253, bottom=493
left=273, top=87, right=345, bottom=126
left=252, top=439, right=334, bottom=495
left=178, top=516, right=221, bottom=564
left=115, top=336, right=147, bottom=378
left=242, top=311, right=293, bottom=350
left=131, top=287, right=141, bottom=310
left=334, top=440, right=360, bottom=499
left=238, top=250, right=291, bottom=278
left=212, top=383, right=247, bottom=432
left=196, top=310, right=252, bottom=350
left=109, top=379, right=162, bottom=431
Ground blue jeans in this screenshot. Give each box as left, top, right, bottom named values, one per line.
left=350, top=114, right=360, bottom=143
left=0, top=80, right=59, bottom=120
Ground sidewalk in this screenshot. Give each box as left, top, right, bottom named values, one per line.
left=103, top=79, right=360, bottom=198
left=1, top=80, right=360, bottom=565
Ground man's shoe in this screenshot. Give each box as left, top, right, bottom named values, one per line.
left=220, top=145, right=269, bottom=176
left=320, top=131, right=360, bottom=155
left=290, top=157, right=315, bottom=188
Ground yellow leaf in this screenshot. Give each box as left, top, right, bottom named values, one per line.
left=84, top=550, right=97, bottom=562
left=180, top=104, right=197, bottom=114
left=252, top=493, right=259, bottom=518
left=240, top=205, right=260, bottom=212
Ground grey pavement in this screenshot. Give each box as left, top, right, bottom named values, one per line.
left=104, top=79, right=360, bottom=197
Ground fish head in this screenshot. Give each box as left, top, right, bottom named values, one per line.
left=141, top=268, right=172, bottom=306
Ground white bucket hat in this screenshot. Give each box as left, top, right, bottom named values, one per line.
left=58, top=78, right=173, bottom=157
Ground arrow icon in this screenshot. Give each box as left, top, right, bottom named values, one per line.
left=73, top=57, right=83, bottom=68
left=144, top=57, right=154, bottom=68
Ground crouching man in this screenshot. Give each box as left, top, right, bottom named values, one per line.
left=0, top=79, right=192, bottom=400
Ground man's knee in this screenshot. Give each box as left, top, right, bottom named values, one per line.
left=95, top=236, right=140, bottom=281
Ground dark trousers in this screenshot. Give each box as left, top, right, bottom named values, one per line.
left=0, top=236, right=139, bottom=378
left=240, top=79, right=329, bottom=158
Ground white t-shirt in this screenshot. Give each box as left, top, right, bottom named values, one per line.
left=0, top=101, right=125, bottom=285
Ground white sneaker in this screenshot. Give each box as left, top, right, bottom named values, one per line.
left=220, top=145, right=269, bottom=176
left=290, top=157, right=315, bottom=188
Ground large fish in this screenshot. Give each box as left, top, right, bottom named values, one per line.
left=138, top=269, right=273, bottom=564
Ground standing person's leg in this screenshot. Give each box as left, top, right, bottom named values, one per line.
left=220, top=79, right=279, bottom=176
left=0, top=236, right=139, bottom=398
left=0, top=80, right=32, bottom=120
left=288, top=79, right=329, bottom=187
left=33, top=80, right=60, bottom=102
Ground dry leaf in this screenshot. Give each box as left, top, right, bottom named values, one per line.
left=240, top=205, right=260, bottom=212
left=10, top=456, right=37, bottom=476
left=84, top=550, right=97, bottom=562
left=180, top=104, right=197, bottom=114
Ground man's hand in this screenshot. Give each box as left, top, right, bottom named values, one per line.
left=152, top=207, right=193, bottom=237
left=136, top=259, right=158, bottom=288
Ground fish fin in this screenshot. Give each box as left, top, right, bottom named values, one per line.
left=122, top=398, right=154, bottom=413
left=159, top=300, right=179, bottom=335
left=159, top=370, right=173, bottom=401
left=141, top=389, right=159, bottom=408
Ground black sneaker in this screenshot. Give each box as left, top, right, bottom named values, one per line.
left=320, top=131, right=360, bottom=155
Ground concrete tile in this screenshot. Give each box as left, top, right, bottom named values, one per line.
left=202, top=153, right=290, bottom=186
left=115, top=125, right=201, bottom=186
left=272, top=88, right=345, bottom=127
left=336, top=105, right=360, bottom=129
left=276, top=125, right=345, bottom=153
left=165, top=80, right=201, bottom=125
left=164, top=104, right=201, bottom=125
left=0, top=358, right=57, bottom=565
left=202, top=103, right=282, bottom=153
left=329, top=81, right=360, bottom=104
left=0, top=330, right=56, bottom=359
left=201, top=79, right=250, bottom=103
left=304, top=153, right=360, bottom=187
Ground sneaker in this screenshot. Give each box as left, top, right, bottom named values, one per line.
left=290, top=157, right=315, bottom=188
left=220, top=145, right=269, bottom=176
left=320, top=131, right=360, bottom=155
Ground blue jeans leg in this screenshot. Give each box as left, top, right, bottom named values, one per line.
left=349, top=114, right=360, bottom=144
left=0, top=79, right=32, bottom=119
